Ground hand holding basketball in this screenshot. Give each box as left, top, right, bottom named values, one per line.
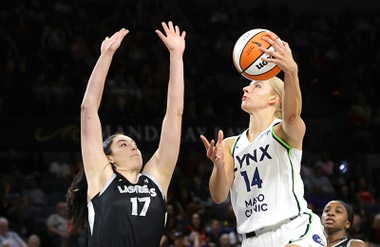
left=232, top=28, right=282, bottom=81
left=260, top=32, right=298, bottom=75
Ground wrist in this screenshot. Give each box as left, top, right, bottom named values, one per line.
left=101, top=49, right=116, bottom=57
left=170, top=52, right=184, bottom=59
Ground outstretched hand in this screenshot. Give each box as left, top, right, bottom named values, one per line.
left=156, top=21, right=186, bottom=55
left=259, top=31, right=297, bottom=74
left=200, top=130, right=225, bottom=168
left=101, top=28, right=129, bottom=55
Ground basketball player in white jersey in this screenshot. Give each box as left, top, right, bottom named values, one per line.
left=201, top=31, right=327, bottom=246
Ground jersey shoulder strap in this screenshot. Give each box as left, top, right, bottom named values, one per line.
left=231, top=133, right=243, bottom=157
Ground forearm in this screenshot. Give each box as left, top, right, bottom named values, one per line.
left=166, top=53, right=184, bottom=116
left=282, top=66, right=302, bottom=120
left=209, top=165, right=230, bottom=203
left=81, top=51, right=114, bottom=110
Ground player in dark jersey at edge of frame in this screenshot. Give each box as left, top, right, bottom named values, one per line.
left=322, top=200, right=367, bottom=247
left=200, top=31, right=327, bottom=246
left=65, top=21, right=186, bottom=247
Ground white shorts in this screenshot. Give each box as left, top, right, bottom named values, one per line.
left=242, top=212, right=326, bottom=247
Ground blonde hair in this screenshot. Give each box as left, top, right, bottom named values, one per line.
left=265, top=76, right=284, bottom=119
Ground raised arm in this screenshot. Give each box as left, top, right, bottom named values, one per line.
left=144, top=21, right=186, bottom=196
left=200, top=130, right=235, bottom=203
left=81, top=28, right=129, bottom=200
left=261, top=32, right=306, bottom=149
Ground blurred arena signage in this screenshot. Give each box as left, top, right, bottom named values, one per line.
left=0, top=117, right=245, bottom=151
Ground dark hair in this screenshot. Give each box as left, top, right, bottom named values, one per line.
left=66, top=133, right=122, bottom=235
left=337, top=200, right=354, bottom=231
left=103, top=133, right=123, bottom=155
left=66, top=168, right=88, bottom=235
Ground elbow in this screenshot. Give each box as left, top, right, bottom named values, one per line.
left=80, top=103, right=89, bottom=115
left=211, top=194, right=227, bottom=204
left=283, top=113, right=301, bottom=123
left=81, top=100, right=97, bottom=113
left=80, top=102, right=99, bottom=120
left=166, top=107, right=183, bottom=119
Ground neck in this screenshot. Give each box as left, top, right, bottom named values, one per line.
left=115, top=166, right=139, bottom=183
left=326, top=231, right=347, bottom=247
left=115, top=166, right=129, bottom=171
left=247, top=115, right=276, bottom=141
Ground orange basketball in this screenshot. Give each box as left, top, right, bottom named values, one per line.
left=232, top=28, right=281, bottom=81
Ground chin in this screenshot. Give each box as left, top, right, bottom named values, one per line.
left=241, top=104, right=249, bottom=113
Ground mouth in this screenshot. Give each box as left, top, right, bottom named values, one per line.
left=324, top=218, right=335, bottom=224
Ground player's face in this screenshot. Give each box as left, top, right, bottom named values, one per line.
left=109, top=135, right=143, bottom=170
left=241, top=80, right=275, bottom=112
left=321, top=201, right=350, bottom=232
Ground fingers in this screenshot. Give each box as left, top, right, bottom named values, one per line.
left=200, top=131, right=223, bottom=162
left=158, top=21, right=183, bottom=35
left=200, top=135, right=210, bottom=150
left=160, top=21, right=170, bottom=34
left=262, top=32, right=284, bottom=53
left=217, top=130, right=224, bottom=144
left=168, top=21, right=174, bottom=31
left=155, top=29, right=165, bottom=40
left=258, top=35, right=284, bottom=63
left=207, top=140, right=216, bottom=159
left=104, top=28, right=129, bottom=43
left=200, top=134, right=215, bottom=159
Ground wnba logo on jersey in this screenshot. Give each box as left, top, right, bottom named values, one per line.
left=118, top=185, right=157, bottom=197
left=312, top=235, right=326, bottom=246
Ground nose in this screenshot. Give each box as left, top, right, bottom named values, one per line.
left=131, top=143, right=137, bottom=151
left=243, top=86, right=249, bottom=93
left=327, top=211, right=334, bottom=216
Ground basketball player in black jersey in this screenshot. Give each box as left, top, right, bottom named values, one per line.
left=65, top=21, right=186, bottom=246
left=322, top=200, right=367, bottom=247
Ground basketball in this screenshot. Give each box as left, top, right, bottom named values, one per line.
left=232, top=28, right=282, bottom=81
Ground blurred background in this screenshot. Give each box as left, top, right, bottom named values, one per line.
left=1, top=0, right=379, bottom=246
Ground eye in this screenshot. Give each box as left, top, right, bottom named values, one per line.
left=120, top=143, right=127, bottom=147
left=255, top=84, right=261, bottom=88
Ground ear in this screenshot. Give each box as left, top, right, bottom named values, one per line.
left=345, top=221, right=351, bottom=230
left=107, top=155, right=114, bottom=164
left=269, top=95, right=279, bottom=105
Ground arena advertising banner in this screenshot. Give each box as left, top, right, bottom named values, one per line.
left=0, top=117, right=246, bottom=151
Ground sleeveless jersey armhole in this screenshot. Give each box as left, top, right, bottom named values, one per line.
left=142, top=172, right=165, bottom=201
left=271, top=122, right=293, bottom=151
left=231, top=134, right=242, bottom=157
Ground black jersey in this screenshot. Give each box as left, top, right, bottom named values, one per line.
left=87, top=172, right=166, bottom=247
left=332, top=238, right=353, bottom=247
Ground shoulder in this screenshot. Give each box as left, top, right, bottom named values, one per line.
left=223, top=135, right=240, bottom=152
left=349, top=239, right=367, bottom=247
left=223, top=135, right=238, bottom=145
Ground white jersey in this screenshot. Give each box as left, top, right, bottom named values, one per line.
left=230, top=118, right=311, bottom=234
